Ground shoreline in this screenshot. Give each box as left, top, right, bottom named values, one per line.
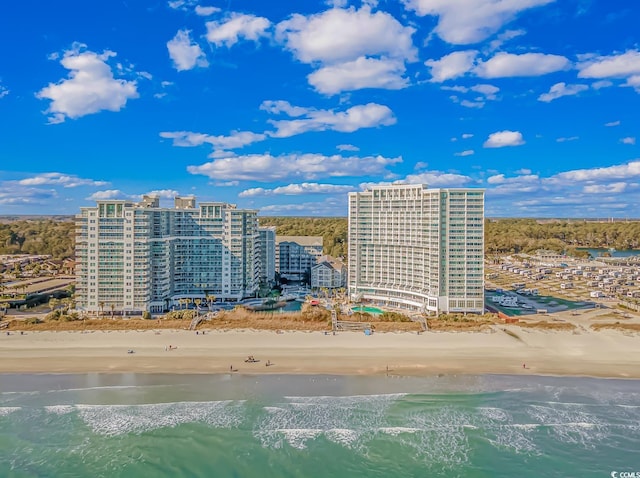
left=2, top=328, right=640, bottom=379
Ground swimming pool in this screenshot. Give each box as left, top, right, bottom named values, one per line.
left=351, top=306, right=384, bottom=315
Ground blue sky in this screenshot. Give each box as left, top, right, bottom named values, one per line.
left=0, top=0, right=639, bottom=217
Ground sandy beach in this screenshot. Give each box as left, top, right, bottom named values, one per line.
left=1, top=326, right=640, bottom=378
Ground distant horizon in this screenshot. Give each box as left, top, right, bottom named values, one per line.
left=1, top=1, right=639, bottom=216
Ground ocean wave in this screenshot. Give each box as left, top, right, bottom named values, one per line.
left=0, top=406, right=21, bottom=416
left=45, top=385, right=144, bottom=394
left=73, top=400, right=245, bottom=436
left=527, top=404, right=608, bottom=446
left=43, top=405, right=75, bottom=415
left=283, top=393, right=408, bottom=402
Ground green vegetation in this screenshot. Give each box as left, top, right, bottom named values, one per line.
left=378, top=311, right=411, bottom=322
left=258, top=216, right=347, bottom=258
left=45, top=309, right=80, bottom=322
left=0, top=220, right=75, bottom=259
left=2, top=216, right=640, bottom=262
left=485, top=218, right=640, bottom=256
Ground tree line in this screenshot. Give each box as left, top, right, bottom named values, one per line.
left=2, top=217, right=639, bottom=261
left=258, top=216, right=348, bottom=259
left=0, top=220, right=75, bottom=260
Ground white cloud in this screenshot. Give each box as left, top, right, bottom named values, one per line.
left=402, top=0, right=554, bottom=45
left=187, top=152, right=402, bottom=181
left=195, top=5, right=220, bottom=16
left=308, top=56, right=409, bottom=95
left=326, top=0, right=349, bottom=7
left=441, top=85, right=469, bottom=94
left=337, top=144, right=360, bottom=152
left=443, top=83, right=499, bottom=107
left=239, top=182, right=356, bottom=197
left=605, top=120, right=620, bottom=127
left=592, top=80, right=613, bottom=90
left=206, top=13, right=271, bottom=47
left=484, top=162, right=640, bottom=216
left=275, top=7, right=416, bottom=95
left=276, top=7, right=416, bottom=65
left=470, top=83, right=499, bottom=99
left=265, top=102, right=396, bottom=138
left=401, top=170, right=473, bottom=187
left=87, top=190, right=127, bottom=201
left=454, top=150, right=475, bottom=156
left=462, top=133, right=474, bottom=139
left=17, top=172, right=108, bottom=188
left=259, top=100, right=308, bottom=117
left=487, top=174, right=506, bottom=184
left=538, top=82, right=589, bottom=102
left=145, top=189, right=180, bottom=198
left=475, top=52, right=570, bottom=78
left=621, top=137, right=636, bottom=145
left=425, top=50, right=477, bottom=82
left=556, top=136, right=579, bottom=142
left=624, top=75, right=640, bottom=92
left=167, top=29, right=208, bottom=71
left=553, top=160, right=640, bottom=182
left=578, top=50, right=640, bottom=79
left=0, top=83, right=8, bottom=99
left=0, top=185, right=57, bottom=206
left=160, top=130, right=266, bottom=151
left=36, top=44, right=139, bottom=123
left=583, top=182, right=627, bottom=194
left=484, top=130, right=525, bottom=148
left=259, top=197, right=346, bottom=216
left=487, top=29, right=526, bottom=52
left=460, top=99, right=484, bottom=108
left=168, top=0, right=192, bottom=10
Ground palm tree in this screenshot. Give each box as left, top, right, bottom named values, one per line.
left=194, top=298, right=202, bottom=315
left=48, top=298, right=60, bottom=314
left=61, top=297, right=73, bottom=313
left=206, top=295, right=216, bottom=311
left=99, top=301, right=105, bottom=319
left=110, top=303, right=115, bottom=319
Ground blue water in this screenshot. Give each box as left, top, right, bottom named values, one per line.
left=578, top=248, right=640, bottom=258
left=1, top=373, right=639, bottom=477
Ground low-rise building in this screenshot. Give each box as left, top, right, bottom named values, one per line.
left=311, top=256, right=346, bottom=290
left=276, top=236, right=323, bottom=281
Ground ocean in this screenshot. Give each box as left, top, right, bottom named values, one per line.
left=1, top=373, right=638, bottom=478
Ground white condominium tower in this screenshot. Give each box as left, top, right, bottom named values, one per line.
left=257, top=226, right=276, bottom=285
left=348, top=184, right=484, bottom=314
left=75, top=196, right=259, bottom=314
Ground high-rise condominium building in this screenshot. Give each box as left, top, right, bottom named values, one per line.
left=348, top=184, right=484, bottom=314
left=75, top=196, right=259, bottom=314
left=257, top=226, right=276, bottom=285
